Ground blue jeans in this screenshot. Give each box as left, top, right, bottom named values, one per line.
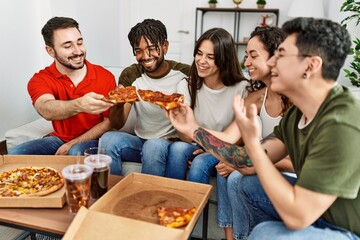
left=232, top=174, right=359, bottom=240
left=166, top=141, right=218, bottom=184
left=217, top=170, right=243, bottom=230
left=100, top=131, right=172, bottom=176
left=188, top=152, right=218, bottom=184
left=8, top=136, right=98, bottom=155
left=249, top=221, right=360, bottom=240
left=166, top=142, right=201, bottom=180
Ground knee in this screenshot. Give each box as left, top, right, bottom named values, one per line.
left=99, top=131, right=117, bottom=145
left=143, top=139, right=170, bottom=149
left=227, top=171, right=242, bottom=189
left=169, top=142, right=193, bottom=153
left=142, top=139, right=170, bottom=157
left=238, top=175, right=260, bottom=194
left=100, top=131, right=131, bottom=150
left=68, top=147, right=80, bottom=156
left=249, top=221, right=285, bottom=240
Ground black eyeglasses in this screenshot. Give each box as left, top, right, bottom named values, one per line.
left=273, top=49, right=311, bottom=60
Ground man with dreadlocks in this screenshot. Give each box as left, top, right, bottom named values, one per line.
left=100, top=19, right=190, bottom=176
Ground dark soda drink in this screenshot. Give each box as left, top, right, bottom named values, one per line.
left=90, top=166, right=109, bottom=199
left=84, top=154, right=112, bottom=200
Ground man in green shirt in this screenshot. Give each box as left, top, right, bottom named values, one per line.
left=166, top=18, right=360, bottom=239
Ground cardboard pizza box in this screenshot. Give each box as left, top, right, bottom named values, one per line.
left=62, top=173, right=212, bottom=240
left=0, top=155, right=84, bottom=208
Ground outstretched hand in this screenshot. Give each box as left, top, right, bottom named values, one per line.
left=79, top=92, right=114, bottom=114
left=164, top=104, right=200, bottom=140
left=232, top=95, right=261, bottom=146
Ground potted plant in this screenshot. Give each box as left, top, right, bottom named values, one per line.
left=208, top=0, right=217, bottom=8
left=257, top=0, right=266, bottom=9
left=340, top=0, right=360, bottom=87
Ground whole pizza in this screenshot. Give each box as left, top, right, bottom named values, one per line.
left=0, top=167, right=64, bottom=197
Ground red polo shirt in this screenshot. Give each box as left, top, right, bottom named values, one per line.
left=27, top=60, right=116, bottom=142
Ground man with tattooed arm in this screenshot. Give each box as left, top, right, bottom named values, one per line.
left=166, top=17, right=360, bottom=240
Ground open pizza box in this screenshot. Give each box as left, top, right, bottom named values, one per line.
left=63, top=173, right=212, bottom=240
left=0, top=155, right=84, bottom=208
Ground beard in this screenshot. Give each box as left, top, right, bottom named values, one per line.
left=54, top=50, right=86, bottom=70
left=141, top=53, right=165, bottom=73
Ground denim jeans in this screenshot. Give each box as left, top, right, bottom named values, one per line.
left=100, top=131, right=172, bottom=176
left=249, top=221, right=360, bottom=240
left=232, top=174, right=359, bottom=240
left=217, top=170, right=243, bottom=230
left=166, top=141, right=201, bottom=180
left=8, top=135, right=98, bottom=155
left=188, top=152, right=218, bottom=184
left=166, top=141, right=218, bottom=184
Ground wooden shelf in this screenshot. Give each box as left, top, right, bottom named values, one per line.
left=195, top=7, right=280, bottom=51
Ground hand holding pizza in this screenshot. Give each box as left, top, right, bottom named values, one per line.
left=78, top=92, right=114, bottom=114
left=166, top=104, right=200, bottom=140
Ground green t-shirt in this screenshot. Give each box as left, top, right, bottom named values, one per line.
left=274, top=85, right=360, bottom=235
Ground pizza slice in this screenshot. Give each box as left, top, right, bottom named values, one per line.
left=137, top=89, right=185, bottom=110
left=157, top=206, right=196, bottom=228
left=102, top=86, right=139, bottom=104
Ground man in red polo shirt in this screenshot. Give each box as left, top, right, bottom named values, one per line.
left=8, top=16, right=115, bottom=155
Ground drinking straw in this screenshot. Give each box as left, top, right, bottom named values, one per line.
left=77, top=151, right=81, bottom=165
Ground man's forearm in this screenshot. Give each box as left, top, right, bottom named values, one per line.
left=67, top=118, right=112, bottom=146
left=36, top=99, right=80, bottom=121
left=193, top=127, right=252, bottom=168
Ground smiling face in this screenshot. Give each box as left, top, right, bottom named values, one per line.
left=133, top=36, right=168, bottom=75
left=47, top=27, right=86, bottom=71
left=194, top=40, right=220, bottom=80
left=244, top=36, right=271, bottom=83
left=267, top=34, right=309, bottom=94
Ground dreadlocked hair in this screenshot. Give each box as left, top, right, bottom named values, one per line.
left=128, top=19, right=167, bottom=56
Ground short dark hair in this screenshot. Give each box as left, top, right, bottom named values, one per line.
left=41, top=16, right=80, bottom=48
left=282, top=17, right=351, bottom=80
left=128, top=19, right=167, bottom=56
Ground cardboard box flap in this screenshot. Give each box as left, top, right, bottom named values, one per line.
left=2, top=154, right=85, bottom=166
left=63, top=207, right=187, bottom=240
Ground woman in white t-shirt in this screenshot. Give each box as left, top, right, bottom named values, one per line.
left=165, top=28, right=249, bottom=183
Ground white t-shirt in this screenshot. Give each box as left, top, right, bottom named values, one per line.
left=177, top=79, right=249, bottom=131
left=119, top=61, right=189, bottom=140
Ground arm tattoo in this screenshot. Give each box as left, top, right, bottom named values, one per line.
left=193, top=128, right=252, bottom=168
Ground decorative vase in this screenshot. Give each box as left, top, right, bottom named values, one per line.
left=257, top=4, right=265, bottom=9
left=209, top=3, right=217, bottom=8
left=233, top=0, right=243, bottom=8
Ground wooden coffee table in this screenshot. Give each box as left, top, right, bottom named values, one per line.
left=0, top=175, right=123, bottom=238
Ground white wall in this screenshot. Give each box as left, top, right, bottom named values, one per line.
left=0, top=0, right=358, bottom=140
